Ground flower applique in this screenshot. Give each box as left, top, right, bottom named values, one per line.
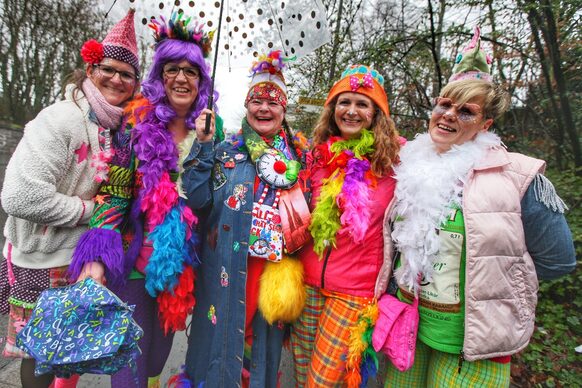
left=220, top=267, right=229, bottom=287
left=208, top=305, right=217, bottom=325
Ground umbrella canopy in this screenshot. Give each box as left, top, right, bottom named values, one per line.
left=16, top=278, right=143, bottom=378
left=122, top=0, right=331, bottom=67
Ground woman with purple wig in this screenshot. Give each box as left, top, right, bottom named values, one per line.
left=69, top=12, right=222, bottom=387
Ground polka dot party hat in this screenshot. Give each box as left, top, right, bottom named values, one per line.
left=80, top=9, right=139, bottom=76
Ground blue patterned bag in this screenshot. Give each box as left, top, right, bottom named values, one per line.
left=16, top=278, right=143, bottom=377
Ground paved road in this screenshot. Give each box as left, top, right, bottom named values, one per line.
left=0, top=314, right=385, bottom=387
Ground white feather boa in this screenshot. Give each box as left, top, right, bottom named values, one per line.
left=391, top=132, right=502, bottom=293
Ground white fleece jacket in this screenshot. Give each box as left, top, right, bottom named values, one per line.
left=1, top=85, right=100, bottom=269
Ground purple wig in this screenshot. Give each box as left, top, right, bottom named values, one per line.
left=141, top=39, right=219, bottom=129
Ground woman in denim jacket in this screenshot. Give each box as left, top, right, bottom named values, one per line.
left=181, top=52, right=309, bottom=387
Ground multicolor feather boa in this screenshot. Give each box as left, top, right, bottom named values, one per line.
left=71, top=96, right=200, bottom=334
left=346, top=302, right=379, bottom=388
left=130, top=97, right=200, bottom=334
left=309, top=129, right=377, bottom=256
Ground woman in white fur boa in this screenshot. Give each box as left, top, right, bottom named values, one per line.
left=380, top=78, right=576, bottom=387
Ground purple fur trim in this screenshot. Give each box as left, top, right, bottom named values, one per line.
left=69, top=228, right=125, bottom=285
left=123, top=196, right=144, bottom=278
left=339, top=157, right=372, bottom=243
left=132, top=121, right=178, bottom=194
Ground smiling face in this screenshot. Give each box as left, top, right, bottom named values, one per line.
left=86, top=58, right=137, bottom=107
left=246, top=98, right=285, bottom=138
left=163, top=59, right=200, bottom=116
left=333, top=92, right=375, bottom=139
left=429, top=96, right=493, bottom=153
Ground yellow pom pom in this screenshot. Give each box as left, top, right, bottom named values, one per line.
left=258, top=255, right=306, bottom=324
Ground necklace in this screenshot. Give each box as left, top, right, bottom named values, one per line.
left=242, top=118, right=301, bottom=188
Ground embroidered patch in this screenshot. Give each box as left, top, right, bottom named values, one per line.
left=233, top=241, right=240, bottom=252
left=220, top=266, right=229, bottom=287
left=224, top=159, right=235, bottom=169
left=234, top=153, right=245, bottom=160
left=212, top=163, right=227, bottom=191
left=224, top=184, right=248, bottom=211
left=74, top=142, right=89, bottom=163
left=208, top=305, right=217, bottom=325
left=207, top=226, right=218, bottom=250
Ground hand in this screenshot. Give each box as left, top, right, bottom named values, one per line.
left=77, top=262, right=106, bottom=285
left=195, top=109, right=215, bottom=143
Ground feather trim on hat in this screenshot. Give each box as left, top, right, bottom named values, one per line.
left=149, top=12, right=214, bottom=58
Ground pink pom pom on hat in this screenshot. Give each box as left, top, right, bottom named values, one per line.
left=80, top=9, right=140, bottom=75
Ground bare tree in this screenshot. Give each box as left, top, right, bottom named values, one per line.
left=289, top=0, right=581, bottom=169
left=0, top=0, right=110, bottom=125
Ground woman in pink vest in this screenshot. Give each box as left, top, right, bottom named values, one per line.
left=290, top=65, right=403, bottom=386
left=377, top=27, right=576, bottom=387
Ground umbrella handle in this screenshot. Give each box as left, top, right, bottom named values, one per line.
left=204, top=0, right=225, bottom=136
left=204, top=96, right=213, bottom=135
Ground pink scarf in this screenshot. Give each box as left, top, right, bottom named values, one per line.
left=82, top=78, right=125, bottom=129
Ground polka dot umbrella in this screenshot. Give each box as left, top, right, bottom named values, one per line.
left=123, top=0, right=331, bottom=133
left=126, top=0, right=331, bottom=64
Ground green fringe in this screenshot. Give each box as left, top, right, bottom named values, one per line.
left=8, top=297, right=36, bottom=310
left=309, top=172, right=343, bottom=257
left=330, top=128, right=375, bottom=158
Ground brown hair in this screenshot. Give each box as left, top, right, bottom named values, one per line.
left=61, top=68, right=89, bottom=103
left=312, top=97, right=400, bottom=176
left=440, top=79, right=510, bottom=120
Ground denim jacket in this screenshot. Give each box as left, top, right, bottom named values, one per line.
left=182, top=140, right=284, bottom=387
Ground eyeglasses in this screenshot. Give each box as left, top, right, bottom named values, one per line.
left=248, top=99, right=282, bottom=109
left=432, top=97, right=483, bottom=122
left=92, top=64, right=137, bottom=85
left=163, top=64, right=200, bottom=79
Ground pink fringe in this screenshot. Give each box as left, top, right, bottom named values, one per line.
left=340, top=178, right=371, bottom=243
left=91, top=149, right=115, bottom=183
left=339, top=158, right=372, bottom=243
left=140, top=172, right=178, bottom=229
left=181, top=205, right=198, bottom=240
left=6, top=243, right=15, bottom=286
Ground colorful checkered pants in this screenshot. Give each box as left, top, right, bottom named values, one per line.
left=290, top=285, right=373, bottom=387
left=384, top=340, right=511, bottom=387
